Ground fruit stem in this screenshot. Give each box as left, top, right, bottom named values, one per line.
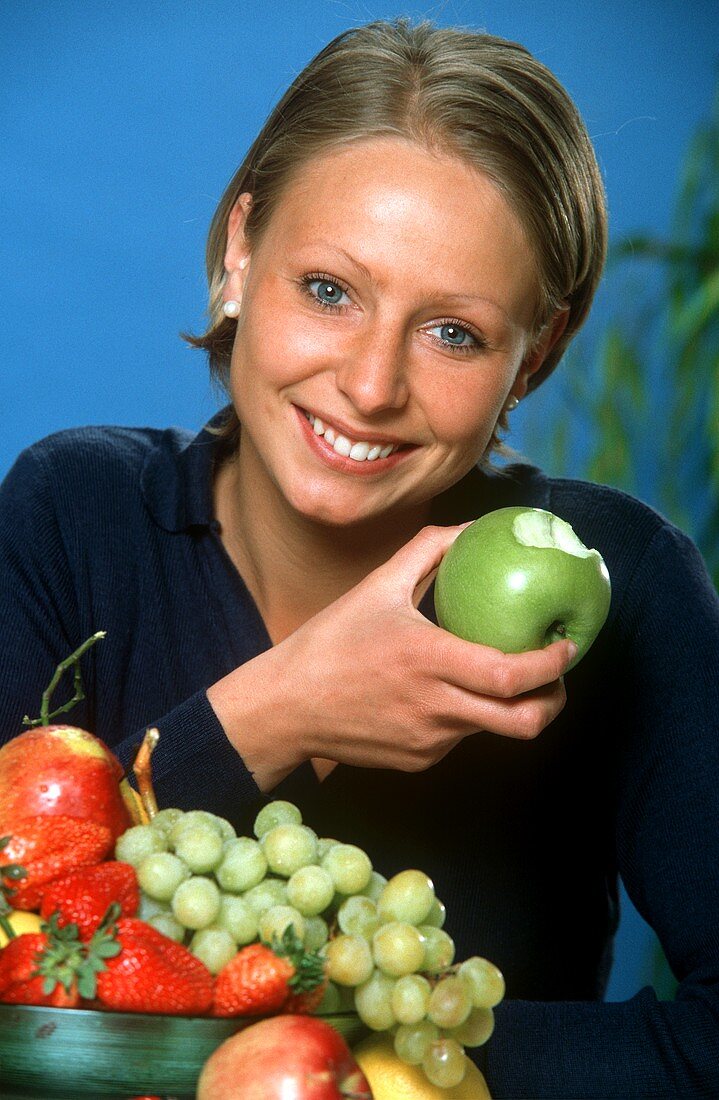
left=133, top=728, right=160, bottom=820
left=0, top=913, right=16, bottom=941
left=119, top=778, right=150, bottom=826
left=23, top=631, right=106, bottom=728
left=1, top=837, right=28, bottom=939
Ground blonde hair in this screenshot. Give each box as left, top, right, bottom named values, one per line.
left=187, top=18, right=607, bottom=453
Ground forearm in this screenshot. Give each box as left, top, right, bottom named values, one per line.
left=114, top=691, right=266, bottom=832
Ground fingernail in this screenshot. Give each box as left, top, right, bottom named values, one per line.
left=566, top=641, right=579, bottom=665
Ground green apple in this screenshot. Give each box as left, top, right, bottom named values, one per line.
left=434, top=507, right=611, bottom=669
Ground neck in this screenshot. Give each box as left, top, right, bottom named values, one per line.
left=214, top=444, right=430, bottom=643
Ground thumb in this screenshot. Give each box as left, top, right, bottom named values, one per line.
left=378, top=522, right=473, bottom=605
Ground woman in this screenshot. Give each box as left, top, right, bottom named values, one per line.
left=1, top=19, right=717, bottom=1097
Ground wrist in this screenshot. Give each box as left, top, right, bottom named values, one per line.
left=206, top=652, right=307, bottom=792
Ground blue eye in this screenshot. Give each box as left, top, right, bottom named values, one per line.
left=428, top=323, right=478, bottom=351
left=305, top=278, right=349, bottom=307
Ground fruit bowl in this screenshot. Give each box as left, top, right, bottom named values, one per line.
left=0, top=1004, right=367, bottom=1099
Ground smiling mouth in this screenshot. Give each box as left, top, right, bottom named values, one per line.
left=302, top=410, right=405, bottom=463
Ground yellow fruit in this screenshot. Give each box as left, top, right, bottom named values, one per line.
left=0, top=910, right=43, bottom=948
left=353, top=1033, right=492, bottom=1099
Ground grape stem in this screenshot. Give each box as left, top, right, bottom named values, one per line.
left=423, top=965, right=459, bottom=989
left=22, top=631, right=106, bottom=728
left=133, top=727, right=160, bottom=820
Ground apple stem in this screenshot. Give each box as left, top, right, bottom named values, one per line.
left=133, top=727, right=160, bottom=820
left=23, top=631, right=106, bottom=728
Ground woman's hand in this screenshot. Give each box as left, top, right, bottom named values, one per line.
left=208, top=525, right=574, bottom=791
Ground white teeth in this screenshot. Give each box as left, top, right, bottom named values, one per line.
left=333, top=435, right=352, bottom=457
left=305, top=412, right=400, bottom=462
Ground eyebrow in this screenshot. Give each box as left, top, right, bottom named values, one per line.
left=444, top=291, right=508, bottom=313
left=308, top=242, right=510, bottom=321
left=327, top=245, right=374, bottom=285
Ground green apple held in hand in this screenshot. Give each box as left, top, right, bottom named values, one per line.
left=434, top=507, right=611, bottom=669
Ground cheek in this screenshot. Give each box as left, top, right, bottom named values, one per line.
left=420, top=372, right=506, bottom=450
left=233, top=309, right=337, bottom=395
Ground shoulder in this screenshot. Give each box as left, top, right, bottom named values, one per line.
left=488, top=464, right=704, bottom=609
left=479, top=462, right=669, bottom=548
left=1, top=424, right=198, bottom=545
left=542, top=472, right=668, bottom=548
left=532, top=471, right=712, bottom=624
left=4, top=424, right=193, bottom=505
left=10, top=424, right=190, bottom=482
left=445, top=461, right=676, bottom=560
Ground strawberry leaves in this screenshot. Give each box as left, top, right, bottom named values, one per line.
left=32, top=904, right=122, bottom=1000
left=271, top=925, right=326, bottom=995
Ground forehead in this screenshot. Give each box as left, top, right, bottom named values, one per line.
left=255, top=137, right=540, bottom=326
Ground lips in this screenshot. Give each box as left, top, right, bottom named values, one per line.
left=299, top=408, right=412, bottom=465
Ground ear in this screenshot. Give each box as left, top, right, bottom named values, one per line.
left=512, top=306, right=570, bottom=399
left=223, top=192, right=253, bottom=304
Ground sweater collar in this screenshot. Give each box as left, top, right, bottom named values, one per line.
left=141, top=408, right=229, bottom=533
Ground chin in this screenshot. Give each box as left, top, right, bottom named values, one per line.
left=293, top=495, right=376, bottom=529
left=276, top=470, right=368, bottom=528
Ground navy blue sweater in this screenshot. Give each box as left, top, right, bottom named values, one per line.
left=1, top=416, right=718, bottom=1098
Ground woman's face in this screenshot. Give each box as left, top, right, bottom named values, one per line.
left=223, top=137, right=552, bottom=529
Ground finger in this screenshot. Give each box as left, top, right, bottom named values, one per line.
left=376, top=523, right=472, bottom=603
left=440, top=677, right=568, bottom=740
left=428, top=633, right=577, bottom=698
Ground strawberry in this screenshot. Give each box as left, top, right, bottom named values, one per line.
left=1, top=903, right=213, bottom=1016
left=213, top=926, right=326, bottom=1018
left=40, top=861, right=139, bottom=939
left=95, top=916, right=214, bottom=1016
left=0, top=914, right=93, bottom=1008
left=0, top=932, right=78, bottom=1007
left=0, top=816, right=112, bottom=910
left=282, top=979, right=329, bottom=1015
left=213, top=942, right=292, bottom=1017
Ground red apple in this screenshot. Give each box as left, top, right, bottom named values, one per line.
left=0, top=726, right=131, bottom=843
left=196, top=1016, right=373, bottom=1100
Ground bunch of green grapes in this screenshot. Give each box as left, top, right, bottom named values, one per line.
left=115, top=799, right=504, bottom=1090
left=325, top=867, right=504, bottom=1088
left=115, top=800, right=376, bottom=975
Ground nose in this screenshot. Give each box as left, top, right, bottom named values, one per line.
left=335, top=323, right=410, bottom=416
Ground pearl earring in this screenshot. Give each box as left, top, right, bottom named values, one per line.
left=223, top=300, right=241, bottom=318
left=504, top=395, right=520, bottom=413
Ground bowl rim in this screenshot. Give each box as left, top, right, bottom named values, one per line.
left=0, top=1001, right=361, bottom=1026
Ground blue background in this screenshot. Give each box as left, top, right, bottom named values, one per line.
left=2, top=0, right=717, bottom=1002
